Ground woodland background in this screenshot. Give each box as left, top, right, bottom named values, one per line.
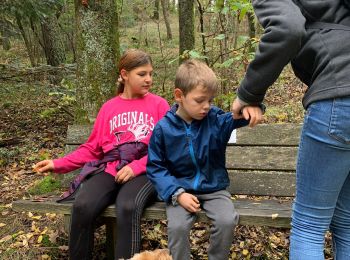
left=0, top=0, right=332, bottom=259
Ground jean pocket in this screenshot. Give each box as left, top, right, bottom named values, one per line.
left=328, top=98, right=350, bottom=144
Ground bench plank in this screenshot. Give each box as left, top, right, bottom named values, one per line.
left=228, top=170, right=295, bottom=196
left=235, top=123, right=302, bottom=146
left=65, top=124, right=302, bottom=146
left=12, top=198, right=292, bottom=228
left=226, top=146, right=298, bottom=171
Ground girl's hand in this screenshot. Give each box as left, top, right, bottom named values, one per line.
left=177, top=193, right=201, bottom=213
left=33, top=160, right=54, bottom=173
left=115, top=165, right=135, bottom=184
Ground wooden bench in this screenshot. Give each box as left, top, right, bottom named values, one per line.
left=13, top=123, right=301, bottom=259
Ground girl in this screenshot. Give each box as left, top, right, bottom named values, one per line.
left=34, top=49, right=170, bottom=260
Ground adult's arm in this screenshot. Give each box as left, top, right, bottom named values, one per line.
left=237, top=0, right=306, bottom=104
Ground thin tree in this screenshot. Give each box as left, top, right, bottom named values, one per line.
left=74, top=0, right=120, bottom=122
left=41, top=13, right=66, bottom=66
left=178, top=0, right=195, bottom=62
left=160, top=0, right=172, bottom=40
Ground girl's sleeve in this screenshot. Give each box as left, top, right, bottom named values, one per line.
left=127, top=155, right=148, bottom=176
left=53, top=108, right=105, bottom=174
left=158, top=98, right=170, bottom=118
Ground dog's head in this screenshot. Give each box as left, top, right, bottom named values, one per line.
left=130, top=249, right=172, bottom=260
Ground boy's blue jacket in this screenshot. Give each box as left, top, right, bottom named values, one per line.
left=146, top=104, right=249, bottom=203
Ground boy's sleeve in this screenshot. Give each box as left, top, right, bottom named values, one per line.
left=217, top=110, right=249, bottom=143
left=146, top=126, right=181, bottom=203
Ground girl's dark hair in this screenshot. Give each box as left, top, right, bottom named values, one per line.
left=117, top=49, right=153, bottom=94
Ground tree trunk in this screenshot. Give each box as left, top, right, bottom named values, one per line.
left=1, top=28, right=11, bottom=50
left=247, top=11, right=256, bottom=53
left=41, top=15, right=66, bottom=66
left=15, top=15, right=36, bottom=66
left=152, top=0, right=160, bottom=20
left=74, top=0, right=120, bottom=122
left=178, top=0, right=195, bottom=62
left=160, top=0, right=172, bottom=40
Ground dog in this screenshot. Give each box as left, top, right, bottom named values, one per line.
left=130, top=249, right=172, bottom=260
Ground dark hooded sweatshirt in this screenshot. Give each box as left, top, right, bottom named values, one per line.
left=237, top=0, right=350, bottom=109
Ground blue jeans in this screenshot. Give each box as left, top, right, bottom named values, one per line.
left=290, top=97, right=350, bottom=260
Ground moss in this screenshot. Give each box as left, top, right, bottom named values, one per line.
left=28, top=175, right=61, bottom=195
left=75, top=2, right=119, bottom=122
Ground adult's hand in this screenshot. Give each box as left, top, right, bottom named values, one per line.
left=231, top=98, right=246, bottom=120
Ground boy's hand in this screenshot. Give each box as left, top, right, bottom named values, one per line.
left=232, top=98, right=263, bottom=127
left=115, top=165, right=135, bottom=184
left=33, top=160, right=54, bottom=173
left=177, top=193, right=201, bottom=213
left=241, top=106, right=263, bottom=127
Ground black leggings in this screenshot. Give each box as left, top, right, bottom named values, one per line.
left=68, top=171, right=156, bottom=260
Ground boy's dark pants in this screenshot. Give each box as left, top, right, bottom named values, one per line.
left=166, top=190, right=239, bottom=260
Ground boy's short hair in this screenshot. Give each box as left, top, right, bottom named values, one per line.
left=175, top=59, right=218, bottom=95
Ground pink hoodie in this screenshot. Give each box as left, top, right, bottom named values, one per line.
left=53, top=93, right=169, bottom=177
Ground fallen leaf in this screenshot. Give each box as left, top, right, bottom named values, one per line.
left=0, top=235, right=12, bottom=243
left=59, top=245, right=69, bottom=251
left=242, top=249, right=249, bottom=256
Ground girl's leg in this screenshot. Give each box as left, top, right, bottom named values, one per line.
left=114, top=174, right=156, bottom=259
left=69, top=172, right=118, bottom=260
left=199, top=190, right=239, bottom=260
left=290, top=98, right=350, bottom=260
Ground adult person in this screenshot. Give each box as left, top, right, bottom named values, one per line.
left=231, top=1, right=350, bottom=259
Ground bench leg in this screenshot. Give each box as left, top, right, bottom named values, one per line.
left=63, top=214, right=117, bottom=260
left=105, top=217, right=117, bottom=260
left=63, top=214, right=71, bottom=233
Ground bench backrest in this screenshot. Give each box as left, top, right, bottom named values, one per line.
left=63, top=124, right=301, bottom=198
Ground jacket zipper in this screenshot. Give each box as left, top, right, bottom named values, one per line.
left=183, top=122, right=201, bottom=190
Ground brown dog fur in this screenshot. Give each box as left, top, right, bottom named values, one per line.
left=130, top=249, right=172, bottom=260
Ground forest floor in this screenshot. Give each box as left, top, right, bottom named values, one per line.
left=0, top=49, right=334, bottom=259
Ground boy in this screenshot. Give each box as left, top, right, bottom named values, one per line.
left=147, top=59, right=263, bottom=260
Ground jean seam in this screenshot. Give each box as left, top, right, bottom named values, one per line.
left=328, top=98, right=350, bottom=144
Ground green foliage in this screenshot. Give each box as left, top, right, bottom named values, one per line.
left=41, top=234, right=54, bottom=247
left=39, top=107, right=57, bottom=119
left=226, top=0, right=253, bottom=21
left=49, top=78, right=77, bottom=106
left=214, top=92, right=236, bottom=111
left=28, top=175, right=61, bottom=195
left=264, top=104, right=304, bottom=124
left=0, top=0, right=65, bottom=21
left=0, top=147, right=20, bottom=166
left=40, top=78, right=76, bottom=119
